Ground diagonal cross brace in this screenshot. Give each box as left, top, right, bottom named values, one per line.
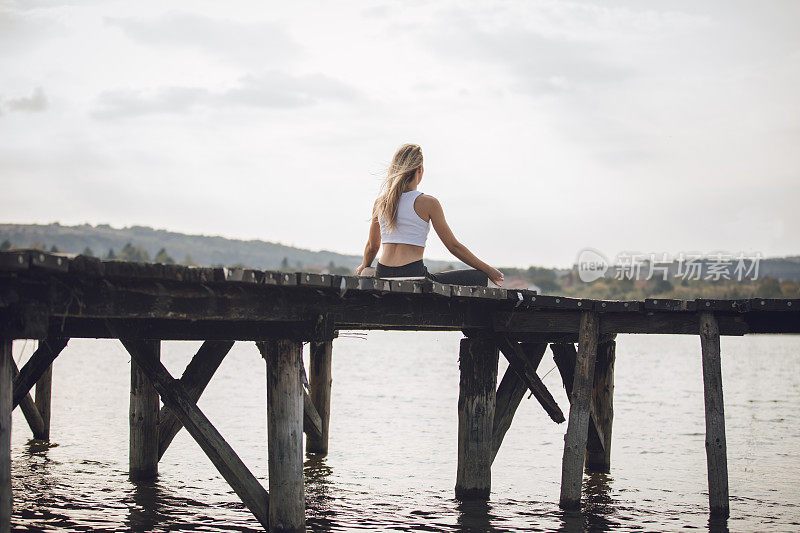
left=120, top=338, right=270, bottom=530
left=491, top=342, right=548, bottom=463
left=494, top=335, right=565, bottom=423
left=158, top=341, right=234, bottom=459
left=12, top=337, right=68, bottom=410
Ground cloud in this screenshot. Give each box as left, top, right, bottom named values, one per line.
left=2, top=87, right=48, bottom=114
left=91, top=72, right=360, bottom=119
left=104, top=12, right=301, bottom=66
left=424, top=8, right=636, bottom=95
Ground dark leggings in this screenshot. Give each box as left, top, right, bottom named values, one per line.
left=375, top=260, right=488, bottom=287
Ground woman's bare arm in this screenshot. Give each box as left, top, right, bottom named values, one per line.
left=426, top=196, right=504, bottom=285
left=356, top=214, right=381, bottom=275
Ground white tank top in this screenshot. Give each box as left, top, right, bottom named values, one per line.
left=379, top=190, right=430, bottom=247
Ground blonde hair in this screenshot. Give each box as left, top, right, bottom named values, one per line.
left=374, top=143, right=423, bottom=231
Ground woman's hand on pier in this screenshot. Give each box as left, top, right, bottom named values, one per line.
left=486, top=267, right=504, bottom=287
left=355, top=264, right=366, bottom=276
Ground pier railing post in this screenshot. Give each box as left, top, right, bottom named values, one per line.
left=263, top=338, right=305, bottom=532
left=306, top=341, right=332, bottom=455
left=129, top=339, right=159, bottom=481
left=455, top=334, right=498, bottom=501
left=699, top=312, right=729, bottom=518
left=34, top=363, right=53, bottom=441
left=0, top=338, right=11, bottom=533
left=585, top=338, right=615, bottom=473
left=559, top=311, right=599, bottom=509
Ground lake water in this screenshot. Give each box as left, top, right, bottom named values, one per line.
left=7, top=332, right=800, bottom=532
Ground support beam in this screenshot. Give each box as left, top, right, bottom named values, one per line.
left=306, top=341, right=332, bottom=455
left=455, top=335, right=498, bottom=501
left=551, top=343, right=605, bottom=452
left=302, top=389, right=322, bottom=442
left=585, top=339, right=615, bottom=473
left=699, top=312, right=729, bottom=518
left=128, top=339, right=159, bottom=481
left=158, top=341, right=234, bottom=460
left=262, top=339, right=305, bottom=533
left=10, top=359, right=45, bottom=440
left=491, top=342, right=547, bottom=464
left=559, top=311, right=600, bottom=510
left=495, top=336, right=564, bottom=423
left=257, top=342, right=323, bottom=444
left=120, top=338, right=269, bottom=530
left=34, top=363, right=53, bottom=441
left=12, top=337, right=68, bottom=409
left=0, top=339, right=11, bottom=533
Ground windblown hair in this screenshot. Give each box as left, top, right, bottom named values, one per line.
left=374, top=143, right=424, bottom=231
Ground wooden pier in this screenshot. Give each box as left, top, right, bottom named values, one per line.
left=0, top=249, right=798, bottom=532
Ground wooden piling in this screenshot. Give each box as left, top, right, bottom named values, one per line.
left=263, top=338, right=305, bottom=532
left=129, top=339, right=159, bottom=481
left=34, top=363, right=53, bottom=441
left=559, top=311, right=599, bottom=509
left=0, top=339, right=11, bottom=533
left=699, top=312, right=729, bottom=517
left=306, top=341, right=332, bottom=455
left=585, top=339, right=615, bottom=473
left=455, top=335, right=498, bottom=501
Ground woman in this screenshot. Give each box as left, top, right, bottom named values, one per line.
left=355, top=143, right=504, bottom=287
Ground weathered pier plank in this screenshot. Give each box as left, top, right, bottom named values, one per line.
left=559, top=311, right=600, bottom=509
left=306, top=341, right=332, bottom=454
left=127, top=339, right=160, bottom=481
left=491, top=342, right=547, bottom=464
left=699, top=312, right=729, bottom=518
left=158, top=340, right=234, bottom=459
left=120, top=337, right=270, bottom=530
left=455, top=335, right=498, bottom=500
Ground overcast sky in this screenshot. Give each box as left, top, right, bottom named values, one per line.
left=1, top=0, right=798, bottom=268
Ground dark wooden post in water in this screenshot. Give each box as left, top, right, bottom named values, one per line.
left=455, top=335, right=498, bottom=501
left=699, top=312, right=729, bottom=517
left=0, top=339, right=11, bottom=533
left=128, top=339, right=159, bottom=481
left=307, top=341, right=332, bottom=455
left=34, top=363, right=53, bottom=441
left=559, top=311, right=599, bottom=509
left=585, top=338, right=615, bottom=473
left=263, top=338, right=305, bottom=532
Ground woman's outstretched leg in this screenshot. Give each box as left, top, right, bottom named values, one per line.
left=427, top=268, right=488, bottom=287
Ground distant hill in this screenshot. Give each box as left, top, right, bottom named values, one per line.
left=0, top=223, right=461, bottom=272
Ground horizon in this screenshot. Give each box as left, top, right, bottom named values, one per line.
left=2, top=220, right=798, bottom=271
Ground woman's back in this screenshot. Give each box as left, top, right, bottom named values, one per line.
left=379, top=190, right=430, bottom=248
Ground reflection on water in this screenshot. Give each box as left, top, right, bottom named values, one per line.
left=8, top=333, right=800, bottom=531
